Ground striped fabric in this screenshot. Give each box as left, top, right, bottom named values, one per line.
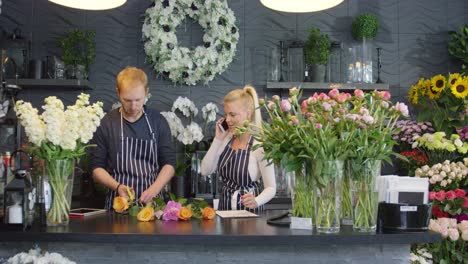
left=217, top=135, right=263, bottom=213
left=105, top=109, right=161, bottom=209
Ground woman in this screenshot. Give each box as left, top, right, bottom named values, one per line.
left=201, top=85, right=276, bottom=212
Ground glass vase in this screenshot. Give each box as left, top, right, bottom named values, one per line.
left=44, top=159, right=75, bottom=226
left=287, top=165, right=314, bottom=229
left=341, top=162, right=353, bottom=225
left=313, top=160, right=344, bottom=233
left=349, top=159, right=381, bottom=232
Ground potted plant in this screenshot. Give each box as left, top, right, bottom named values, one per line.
left=304, top=27, right=331, bottom=82
left=348, top=13, right=379, bottom=83
left=58, top=29, right=95, bottom=80
left=448, top=25, right=468, bottom=74
left=351, top=13, right=379, bottom=41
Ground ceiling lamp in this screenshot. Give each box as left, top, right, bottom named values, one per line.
left=48, top=0, right=127, bottom=10
left=260, top=0, right=344, bottom=13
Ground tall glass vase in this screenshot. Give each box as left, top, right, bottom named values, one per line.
left=341, top=164, right=353, bottom=225
left=44, top=159, right=75, bottom=226
left=288, top=165, right=314, bottom=229
left=349, top=159, right=381, bottom=232
left=313, top=160, right=344, bottom=233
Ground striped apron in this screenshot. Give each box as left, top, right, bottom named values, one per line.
left=104, top=109, right=161, bottom=209
left=217, top=135, right=263, bottom=213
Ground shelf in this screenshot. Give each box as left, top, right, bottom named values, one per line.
left=5, top=79, right=94, bottom=90
left=266, top=81, right=389, bottom=91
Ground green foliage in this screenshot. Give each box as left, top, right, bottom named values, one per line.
left=351, top=13, right=379, bottom=40
left=304, top=27, right=332, bottom=65
left=448, top=25, right=468, bottom=74
left=59, top=29, right=96, bottom=72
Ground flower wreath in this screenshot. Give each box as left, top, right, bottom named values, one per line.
left=142, top=0, right=239, bottom=86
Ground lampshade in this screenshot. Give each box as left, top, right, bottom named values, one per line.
left=48, top=0, right=126, bottom=10
left=260, top=0, right=344, bottom=13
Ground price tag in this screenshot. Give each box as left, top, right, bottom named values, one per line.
left=400, top=206, right=417, bottom=212
left=290, top=217, right=313, bottom=230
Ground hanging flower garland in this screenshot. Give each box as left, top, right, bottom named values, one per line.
left=142, top=0, right=239, bottom=86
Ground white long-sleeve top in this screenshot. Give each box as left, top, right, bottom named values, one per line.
left=201, top=134, right=276, bottom=207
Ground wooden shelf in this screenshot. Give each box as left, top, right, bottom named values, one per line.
left=5, top=79, right=94, bottom=90
left=266, top=81, right=389, bottom=91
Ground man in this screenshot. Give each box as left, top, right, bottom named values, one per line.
left=90, top=66, right=175, bottom=209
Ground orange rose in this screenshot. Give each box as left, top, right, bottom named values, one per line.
left=113, top=196, right=129, bottom=213
left=137, top=207, right=155, bottom=222
left=177, top=207, right=193, bottom=220
left=202, top=207, right=216, bottom=220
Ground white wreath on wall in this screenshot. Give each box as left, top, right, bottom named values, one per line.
left=142, top=0, right=239, bottom=86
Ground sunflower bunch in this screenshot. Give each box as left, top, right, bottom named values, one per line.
left=408, top=73, right=468, bottom=135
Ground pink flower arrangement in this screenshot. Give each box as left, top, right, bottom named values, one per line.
left=429, top=189, right=468, bottom=217
left=393, top=120, right=435, bottom=148
left=425, top=218, right=468, bottom=263
left=415, top=159, right=468, bottom=191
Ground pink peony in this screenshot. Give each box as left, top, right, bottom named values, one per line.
left=429, top=191, right=436, bottom=200
left=272, top=95, right=280, bottom=101
left=393, top=102, right=409, bottom=116
left=354, top=89, right=364, bottom=98
left=446, top=191, right=456, bottom=201
left=455, top=189, right=466, bottom=198
left=378, top=91, right=391, bottom=100
left=434, top=190, right=446, bottom=201
left=322, top=102, right=332, bottom=112
left=163, top=201, right=182, bottom=221
left=318, top=93, right=328, bottom=100
left=280, top=99, right=291, bottom=112
left=335, top=93, right=349, bottom=103
left=429, top=219, right=441, bottom=233
left=267, top=101, right=276, bottom=110
left=328, top=88, right=339, bottom=98
left=315, top=123, right=322, bottom=129
left=289, top=87, right=299, bottom=96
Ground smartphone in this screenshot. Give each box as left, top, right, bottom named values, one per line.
left=219, top=119, right=229, bottom=133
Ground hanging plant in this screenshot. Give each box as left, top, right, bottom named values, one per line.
left=142, top=0, right=239, bottom=86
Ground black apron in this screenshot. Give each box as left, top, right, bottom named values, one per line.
left=217, top=135, right=263, bottom=213
left=105, top=108, right=161, bottom=209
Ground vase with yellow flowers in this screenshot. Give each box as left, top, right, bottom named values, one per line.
left=408, top=73, right=467, bottom=135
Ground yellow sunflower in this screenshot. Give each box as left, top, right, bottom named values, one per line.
left=408, top=84, right=419, bottom=104
left=449, top=73, right=461, bottom=86
left=450, top=76, right=468, bottom=99
left=430, top=74, right=446, bottom=92
left=417, top=78, right=427, bottom=95
left=426, top=84, right=441, bottom=100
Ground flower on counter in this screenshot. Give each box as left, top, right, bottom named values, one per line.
left=408, top=72, right=467, bottom=135
left=137, top=206, right=156, bottom=222
left=163, top=200, right=182, bottom=221
left=415, top=159, right=468, bottom=191
left=202, top=206, right=216, bottom=220
left=113, top=192, right=215, bottom=222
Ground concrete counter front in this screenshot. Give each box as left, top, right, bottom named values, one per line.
left=0, top=212, right=439, bottom=263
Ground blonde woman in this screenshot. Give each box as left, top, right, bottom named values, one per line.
left=201, top=85, right=276, bottom=212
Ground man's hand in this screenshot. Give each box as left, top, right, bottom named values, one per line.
left=139, top=185, right=158, bottom=203
left=117, top=185, right=134, bottom=200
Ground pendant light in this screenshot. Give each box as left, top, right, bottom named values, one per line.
left=260, top=0, right=344, bottom=13
left=48, top=0, right=127, bottom=10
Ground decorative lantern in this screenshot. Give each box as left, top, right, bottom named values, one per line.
left=2, top=150, right=34, bottom=229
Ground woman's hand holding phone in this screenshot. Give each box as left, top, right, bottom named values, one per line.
left=215, top=118, right=229, bottom=140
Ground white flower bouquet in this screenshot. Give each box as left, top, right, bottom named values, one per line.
left=14, top=93, right=104, bottom=226
left=161, top=96, right=218, bottom=175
